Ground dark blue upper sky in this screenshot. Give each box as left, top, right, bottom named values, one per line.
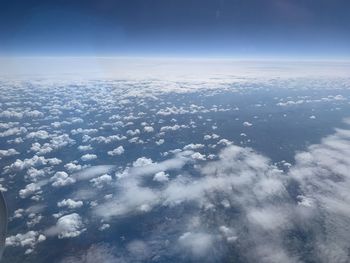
left=1, top=0, right=350, bottom=58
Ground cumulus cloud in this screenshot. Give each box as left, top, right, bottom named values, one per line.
left=46, top=213, right=86, bottom=239
left=78, top=145, right=93, bottom=152
left=183, top=143, right=204, bottom=150
left=26, top=130, right=49, bottom=140
left=3, top=77, right=350, bottom=261
left=64, top=162, right=84, bottom=173
left=19, top=183, right=42, bottom=199
left=0, top=127, right=27, bottom=137
left=50, top=171, right=76, bottom=187
left=107, top=146, right=125, bottom=156
left=81, top=154, right=97, bottom=162
left=0, top=148, right=19, bottom=158
left=6, top=231, right=46, bottom=254
left=30, top=134, right=75, bottom=155
left=91, top=123, right=350, bottom=262
left=143, top=126, right=154, bottom=133
left=4, top=155, right=61, bottom=173
left=57, top=199, right=83, bottom=209
left=243, top=121, right=253, bottom=127
left=90, top=174, right=112, bottom=188
left=160, top=124, right=189, bottom=132
left=153, top=171, right=169, bottom=182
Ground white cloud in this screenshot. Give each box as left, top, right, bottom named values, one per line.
left=78, top=145, right=93, bottom=152
left=64, top=162, right=84, bottom=173
left=126, top=129, right=140, bottom=136
left=19, top=183, right=41, bottom=199
left=26, top=130, right=49, bottom=140
left=46, top=213, right=86, bottom=239
left=6, top=231, right=46, bottom=250
left=57, top=199, right=83, bottom=209
left=30, top=134, right=75, bottom=155
left=183, top=143, right=204, bottom=150
left=0, top=127, right=27, bottom=137
left=143, top=126, right=154, bottom=133
left=4, top=155, right=62, bottom=172
left=191, top=152, right=206, bottom=161
left=243, top=121, right=253, bottom=127
left=81, top=154, right=97, bottom=162
left=133, top=157, right=153, bottom=167
left=71, top=128, right=98, bottom=135
left=107, top=146, right=124, bottom=156
left=153, top=171, right=169, bottom=182
left=90, top=174, right=112, bottom=188
left=0, top=148, right=19, bottom=158
left=50, top=171, right=76, bottom=187
left=160, top=124, right=189, bottom=132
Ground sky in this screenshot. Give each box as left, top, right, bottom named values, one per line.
left=1, top=0, right=350, bottom=59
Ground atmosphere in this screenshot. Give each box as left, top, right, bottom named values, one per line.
left=1, top=0, right=350, bottom=58
left=2, top=1, right=350, bottom=263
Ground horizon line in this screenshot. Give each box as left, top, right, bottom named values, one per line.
left=1, top=55, right=350, bottom=63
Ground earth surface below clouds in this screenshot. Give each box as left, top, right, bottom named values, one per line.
left=1, top=75, right=350, bottom=262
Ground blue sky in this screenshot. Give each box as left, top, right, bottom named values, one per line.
left=1, top=0, right=350, bottom=59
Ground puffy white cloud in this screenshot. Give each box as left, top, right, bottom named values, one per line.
left=90, top=174, right=112, bottom=188
left=132, top=157, right=153, bottom=167
left=46, top=213, right=86, bottom=239
left=0, top=110, right=23, bottom=119
left=126, top=129, right=140, bottom=136
left=64, top=162, right=84, bottom=173
left=81, top=154, right=97, bottom=162
left=19, top=183, right=41, bottom=199
left=50, top=171, right=76, bottom=187
left=25, top=167, right=46, bottom=181
left=191, top=152, right=206, bottom=161
left=4, top=155, right=62, bottom=173
left=243, top=121, right=253, bottom=127
left=57, top=199, right=83, bottom=209
left=91, top=135, right=126, bottom=144
left=203, top=133, right=219, bottom=140
left=143, top=126, right=154, bottom=133
left=26, top=130, right=49, bottom=140
left=160, top=124, right=189, bottom=132
left=107, top=146, right=124, bottom=156
left=6, top=231, right=46, bottom=251
left=217, top=138, right=233, bottom=146
left=183, top=143, right=204, bottom=150
left=30, top=134, right=75, bottom=155
left=0, top=127, right=27, bottom=137
left=153, top=171, right=169, bottom=182
left=78, top=145, right=93, bottom=152
left=71, top=128, right=98, bottom=135
left=0, top=148, right=19, bottom=158
left=27, top=213, right=43, bottom=228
